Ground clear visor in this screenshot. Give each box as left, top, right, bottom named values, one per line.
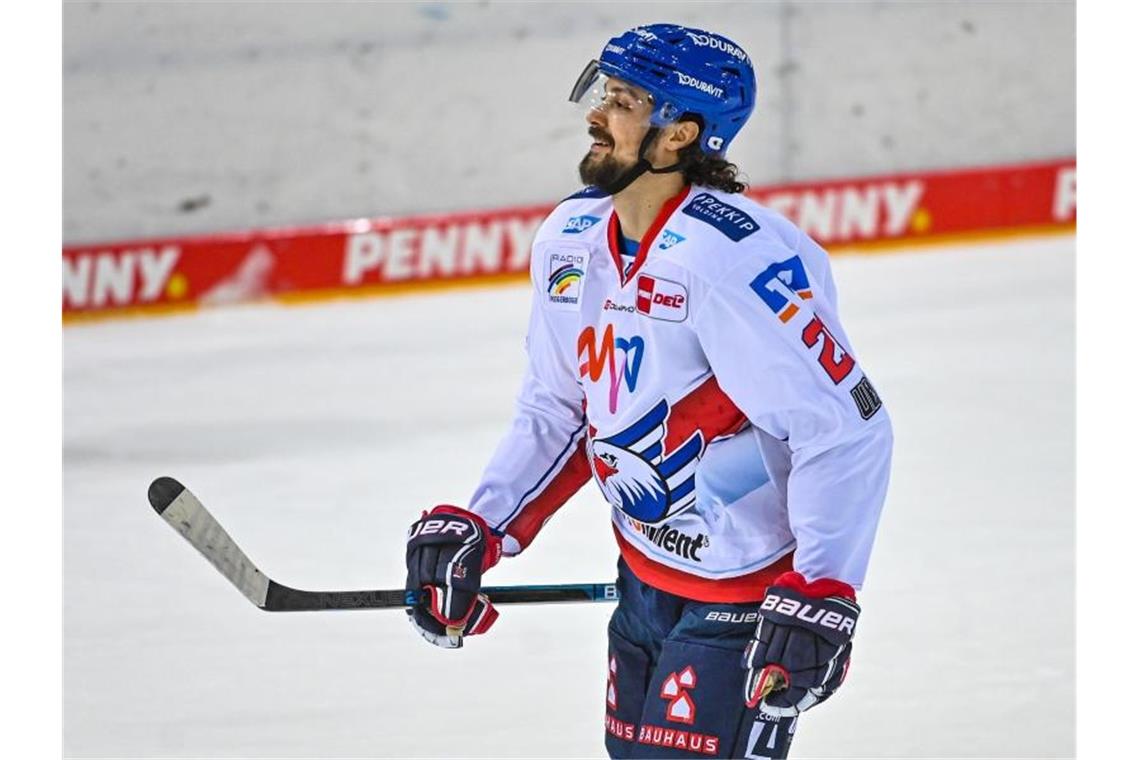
left=569, top=60, right=673, bottom=126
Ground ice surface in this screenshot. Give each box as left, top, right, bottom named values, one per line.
left=63, top=236, right=1074, bottom=758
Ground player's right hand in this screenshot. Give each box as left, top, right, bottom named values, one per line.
left=405, top=505, right=502, bottom=648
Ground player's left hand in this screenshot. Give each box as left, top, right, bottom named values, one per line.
left=742, top=571, right=861, bottom=717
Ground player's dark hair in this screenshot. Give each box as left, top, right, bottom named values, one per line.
left=676, top=116, right=747, bottom=194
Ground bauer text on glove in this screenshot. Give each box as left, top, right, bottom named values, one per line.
left=742, top=571, right=860, bottom=717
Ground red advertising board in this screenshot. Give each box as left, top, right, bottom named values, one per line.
left=62, top=158, right=1075, bottom=320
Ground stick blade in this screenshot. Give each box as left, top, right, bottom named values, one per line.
left=147, top=476, right=271, bottom=609
left=148, top=476, right=186, bottom=515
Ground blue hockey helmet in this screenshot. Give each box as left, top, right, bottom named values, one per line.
left=570, top=24, right=757, bottom=156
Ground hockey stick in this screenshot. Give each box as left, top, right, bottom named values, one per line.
left=148, top=476, right=619, bottom=612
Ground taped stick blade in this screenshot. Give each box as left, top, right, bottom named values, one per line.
left=147, top=477, right=271, bottom=608
left=148, top=476, right=186, bottom=515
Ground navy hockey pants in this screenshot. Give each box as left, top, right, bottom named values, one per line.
left=604, top=559, right=798, bottom=759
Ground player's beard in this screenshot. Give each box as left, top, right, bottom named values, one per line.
left=578, top=150, right=631, bottom=190
left=578, top=127, right=634, bottom=190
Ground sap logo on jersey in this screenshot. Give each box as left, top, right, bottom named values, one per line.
left=563, top=214, right=601, bottom=234
left=548, top=250, right=587, bottom=305
left=587, top=399, right=704, bottom=524
left=636, top=275, right=689, bottom=322
left=658, top=229, right=686, bottom=250
left=682, top=193, right=759, bottom=241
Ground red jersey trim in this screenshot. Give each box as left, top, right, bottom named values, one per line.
left=505, top=439, right=593, bottom=551
left=770, top=571, right=857, bottom=602
left=605, top=185, right=692, bottom=288
left=613, top=526, right=796, bottom=603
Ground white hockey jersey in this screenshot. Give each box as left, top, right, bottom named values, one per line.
left=469, top=184, right=893, bottom=602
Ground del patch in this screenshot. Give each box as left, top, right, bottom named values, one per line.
left=681, top=192, right=759, bottom=241
left=546, top=247, right=589, bottom=309
left=636, top=274, right=689, bottom=322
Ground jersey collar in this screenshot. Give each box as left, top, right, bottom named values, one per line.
left=606, top=184, right=692, bottom=288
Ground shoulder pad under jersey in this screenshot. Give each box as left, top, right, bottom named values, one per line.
left=561, top=185, right=610, bottom=203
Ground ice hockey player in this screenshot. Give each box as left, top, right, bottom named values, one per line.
left=405, top=23, right=892, bottom=759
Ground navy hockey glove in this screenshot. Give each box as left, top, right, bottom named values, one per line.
left=405, top=505, right=503, bottom=649
left=742, top=571, right=860, bottom=717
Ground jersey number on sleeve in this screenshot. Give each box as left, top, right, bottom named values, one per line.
left=749, top=256, right=856, bottom=386
left=802, top=315, right=855, bottom=384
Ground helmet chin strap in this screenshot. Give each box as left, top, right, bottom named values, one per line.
left=595, top=128, right=684, bottom=196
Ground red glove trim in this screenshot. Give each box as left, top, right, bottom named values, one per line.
left=769, top=571, right=857, bottom=602
left=423, top=584, right=474, bottom=627
left=466, top=595, right=500, bottom=635
left=427, top=505, right=503, bottom=571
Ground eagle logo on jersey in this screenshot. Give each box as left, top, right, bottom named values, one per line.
left=587, top=399, right=704, bottom=525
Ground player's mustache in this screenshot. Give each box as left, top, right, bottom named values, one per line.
left=589, top=127, right=614, bottom=146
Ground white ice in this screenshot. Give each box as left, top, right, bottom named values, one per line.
left=64, top=235, right=1074, bottom=758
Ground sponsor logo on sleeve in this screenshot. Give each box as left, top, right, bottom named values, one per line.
left=547, top=249, right=588, bottom=307
left=636, top=274, right=688, bottom=322
left=562, top=214, right=601, bottom=234
left=681, top=193, right=759, bottom=241
left=658, top=229, right=686, bottom=250
left=749, top=255, right=857, bottom=385
left=749, top=255, right=813, bottom=323
left=849, top=375, right=883, bottom=420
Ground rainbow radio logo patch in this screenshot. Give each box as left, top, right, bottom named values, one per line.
left=547, top=249, right=587, bottom=306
